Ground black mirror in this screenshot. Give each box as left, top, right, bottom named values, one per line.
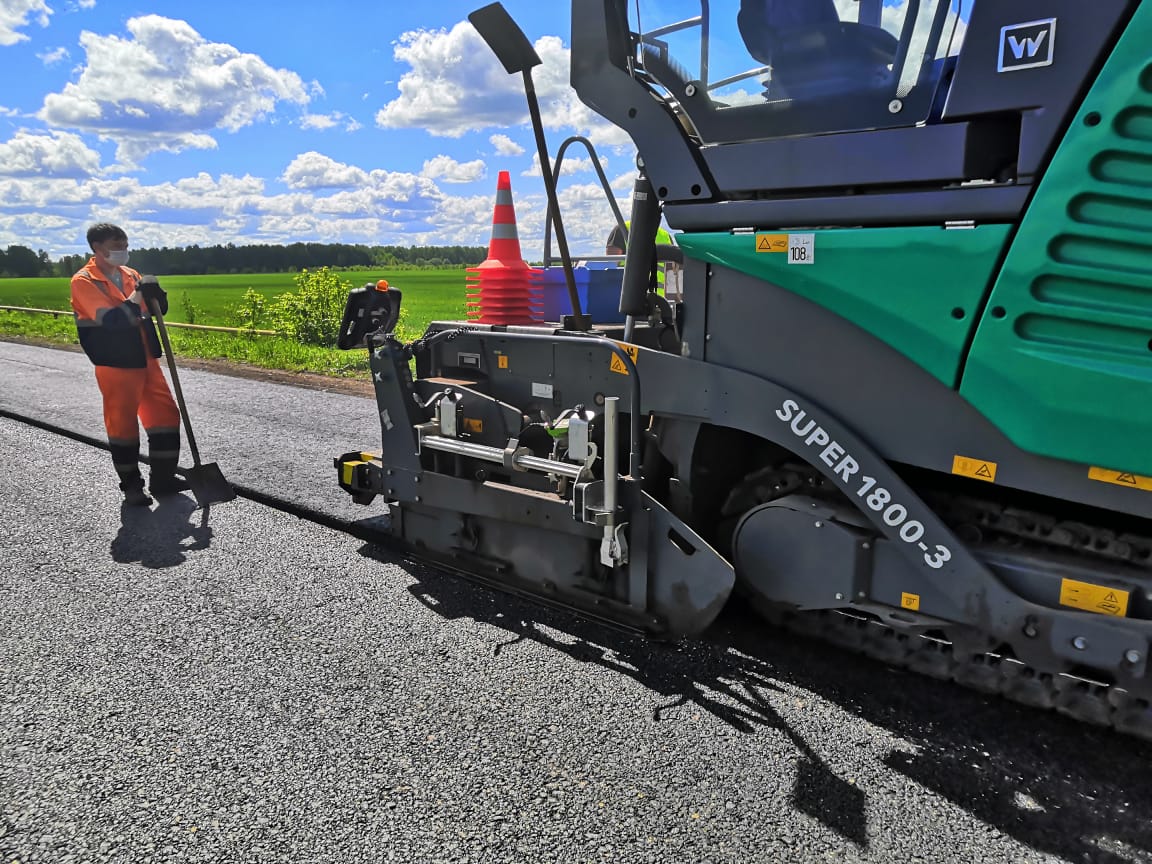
left=468, top=3, right=541, bottom=75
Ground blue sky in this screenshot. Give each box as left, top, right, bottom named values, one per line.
left=0, top=0, right=963, bottom=259
left=0, top=0, right=636, bottom=257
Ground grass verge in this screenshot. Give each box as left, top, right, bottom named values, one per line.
left=0, top=311, right=373, bottom=379
left=0, top=267, right=473, bottom=378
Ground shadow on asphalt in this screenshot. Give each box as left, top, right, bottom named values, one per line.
left=357, top=540, right=1152, bottom=861
left=111, top=494, right=215, bottom=568
left=360, top=543, right=870, bottom=845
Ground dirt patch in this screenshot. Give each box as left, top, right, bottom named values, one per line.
left=1, top=335, right=375, bottom=399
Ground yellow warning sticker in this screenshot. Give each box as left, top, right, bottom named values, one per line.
left=755, top=233, right=788, bottom=253
left=1088, top=466, right=1152, bottom=492
left=497, top=354, right=509, bottom=370
left=1059, top=578, right=1130, bottom=617
left=900, top=592, right=921, bottom=611
left=462, top=418, right=483, bottom=434
left=610, top=342, right=640, bottom=375
left=952, top=455, right=998, bottom=483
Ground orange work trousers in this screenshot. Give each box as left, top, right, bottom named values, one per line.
left=94, top=358, right=181, bottom=444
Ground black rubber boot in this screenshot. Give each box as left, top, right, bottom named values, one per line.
left=121, top=483, right=153, bottom=507
left=147, top=429, right=189, bottom=497
left=111, top=439, right=152, bottom=506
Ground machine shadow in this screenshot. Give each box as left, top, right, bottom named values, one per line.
left=359, top=540, right=1152, bottom=860
left=111, top=494, right=214, bottom=569
left=716, top=607, right=1152, bottom=864
left=360, top=542, right=870, bottom=845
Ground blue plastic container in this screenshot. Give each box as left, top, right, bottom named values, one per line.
left=536, top=264, right=625, bottom=324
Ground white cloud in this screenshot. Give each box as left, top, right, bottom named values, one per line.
left=522, top=152, right=607, bottom=179
left=0, top=0, right=51, bottom=46
left=0, top=129, right=101, bottom=177
left=36, top=45, right=69, bottom=65
left=420, top=154, right=486, bottom=184
left=278, top=152, right=443, bottom=221
left=300, top=111, right=361, bottom=132
left=490, top=133, right=525, bottom=157
left=609, top=171, right=634, bottom=192
left=280, top=151, right=368, bottom=189
left=39, top=15, right=310, bottom=164
left=0, top=147, right=627, bottom=259
left=375, top=22, right=524, bottom=136
left=375, top=22, right=632, bottom=153
left=300, top=113, right=338, bottom=130
left=0, top=106, right=20, bottom=117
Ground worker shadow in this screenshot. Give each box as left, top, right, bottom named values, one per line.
left=357, top=542, right=868, bottom=847
left=111, top=494, right=214, bottom=569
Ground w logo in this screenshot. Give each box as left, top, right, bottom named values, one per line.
left=999, top=19, right=1056, bottom=72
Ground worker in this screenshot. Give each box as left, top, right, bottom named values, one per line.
left=70, top=223, right=186, bottom=506
left=605, top=221, right=681, bottom=300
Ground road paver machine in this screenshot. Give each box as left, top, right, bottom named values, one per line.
left=336, top=0, right=1152, bottom=735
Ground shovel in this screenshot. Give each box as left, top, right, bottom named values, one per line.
left=143, top=283, right=236, bottom=507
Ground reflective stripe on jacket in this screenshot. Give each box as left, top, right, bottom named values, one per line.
left=70, top=258, right=164, bottom=368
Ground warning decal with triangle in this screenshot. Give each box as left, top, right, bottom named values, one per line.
left=755, top=233, right=787, bottom=254
left=610, top=342, right=640, bottom=376
left=952, top=455, right=998, bottom=483
left=1060, top=578, right=1130, bottom=617
left=1088, top=466, right=1152, bottom=492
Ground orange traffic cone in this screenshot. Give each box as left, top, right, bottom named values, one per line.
left=466, top=171, right=540, bottom=325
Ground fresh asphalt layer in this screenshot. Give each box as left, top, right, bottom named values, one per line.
left=2, top=341, right=1151, bottom=863
left=0, top=341, right=381, bottom=525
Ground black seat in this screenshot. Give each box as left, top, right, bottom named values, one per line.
left=737, top=0, right=898, bottom=101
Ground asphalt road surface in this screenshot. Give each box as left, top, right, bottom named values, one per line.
left=2, top=342, right=1151, bottom=863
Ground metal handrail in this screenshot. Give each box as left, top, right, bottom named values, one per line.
left=542, top=135, right=629, bottom=268
left=0, top=305, right=276, bottom=335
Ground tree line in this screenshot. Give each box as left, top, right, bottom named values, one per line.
left=0, top=242, right=490, bottom=278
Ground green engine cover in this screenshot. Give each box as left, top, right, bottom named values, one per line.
left=677, top=226, right=1010, bottom=386
left=960, top=4, right=1152, bottom=476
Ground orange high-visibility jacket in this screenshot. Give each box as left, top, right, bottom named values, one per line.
left=70, top=258, right=166, bottom=368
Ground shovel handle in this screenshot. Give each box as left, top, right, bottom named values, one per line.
left=148, top=298, right=203, bottom=467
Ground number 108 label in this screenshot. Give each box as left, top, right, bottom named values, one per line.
left=788, top=233, right=814, bottom=265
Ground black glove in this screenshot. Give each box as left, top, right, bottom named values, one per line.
left=137, top=275, right=168, bottom=315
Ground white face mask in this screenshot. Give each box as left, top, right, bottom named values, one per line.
left=105, top=249, right=130, bottom=266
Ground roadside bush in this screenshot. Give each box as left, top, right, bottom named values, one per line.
left=180, top=291, right=203, bottom=325
left=232, top=288, right=268, bottom=334
left=269, top=267, right=350, bottom=347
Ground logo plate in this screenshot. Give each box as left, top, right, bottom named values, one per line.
left=998, top=18, right=1056, bottom=73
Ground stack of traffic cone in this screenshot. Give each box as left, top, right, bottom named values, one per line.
left=466, top=171, right=540, bottom=325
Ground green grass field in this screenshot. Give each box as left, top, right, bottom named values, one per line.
left=0, top=269, right=471, bottom=377
left=0, top=269, right=468, bottom=326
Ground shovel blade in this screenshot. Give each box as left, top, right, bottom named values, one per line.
left=183, top=462, right=236, bottom=507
